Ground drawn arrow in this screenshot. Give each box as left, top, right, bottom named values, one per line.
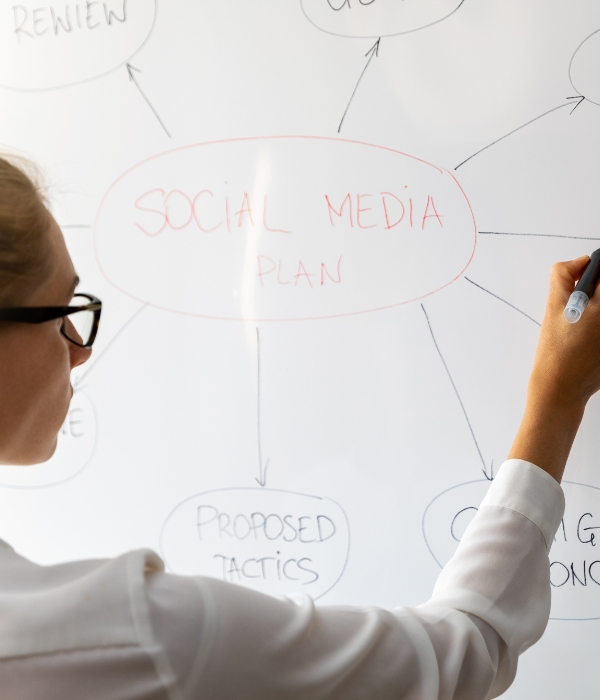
left=338, top=38, right=380, bottom=133
left=255, top=328, right=269, bottom=487
left=479, top=230, right=600, bottom=242
left=126, top=63, right=171, bottom=138
left=422, top=304, right=493, bottom=480
left=455, top=95, right=585, bottom=170
left=464, top=277, right=541, bottom=327
left=256, top=458, right=269, bottom=488
left=482, top=460, right=494, bottom=481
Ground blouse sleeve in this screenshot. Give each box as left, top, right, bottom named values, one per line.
left=145, top=459, right=565, bottom=700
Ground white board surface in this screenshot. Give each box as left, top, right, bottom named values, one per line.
left=1, top=1, right=600, bottom=696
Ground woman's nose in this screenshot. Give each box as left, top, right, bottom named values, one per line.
left=70, top=343, right=92, bottom=369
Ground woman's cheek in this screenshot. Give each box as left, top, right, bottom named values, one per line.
left=41, top=328, right=72, bottom=406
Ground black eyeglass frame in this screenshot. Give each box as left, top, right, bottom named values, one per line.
left=0, top=293, right=102, bottom=348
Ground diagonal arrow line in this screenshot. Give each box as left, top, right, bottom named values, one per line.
left=455, top=96, right=585, bottom=170
left=338, top=38, right=380, bottom=133
left=127, top=63, right=171, bottom=138
left=479, top=230, right=600, bottom=241
left=464, top=277, right=541, bottom=327
left=74, top=303, right=149, bottom=390
left=422, top=304, right=492, bottom=478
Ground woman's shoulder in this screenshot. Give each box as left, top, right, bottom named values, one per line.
left=0, top=543, right=165, bottom=658
left=0, top=543, right=217, bottom=696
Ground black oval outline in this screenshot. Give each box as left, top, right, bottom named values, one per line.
left=0, top=0, right=157, bottom=92
left=422, top=478, right=600, bottom=621
left=450, top=506, right=478, bottom=542
left=569, top=27, right=600, bottom=107
left=0, top=392, right=98, bottom=490
left=160, top=486, right=351, bottom=601
left=300, top=0, right=466, bottom=40
left=421, top=478, right=486, bottom=568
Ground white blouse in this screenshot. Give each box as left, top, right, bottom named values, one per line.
left=0, top=459, right=564, bottom=700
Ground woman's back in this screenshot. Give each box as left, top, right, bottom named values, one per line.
left=0, top=460, right=563, bottom=699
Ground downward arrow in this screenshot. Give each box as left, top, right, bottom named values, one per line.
left=256, top=328, right=269, bottom=487
left=422, top=305, right=492, bottom=480
left=256, top=458, right=269, bottom=488
left=126, top=63, right=171, bottom=138
left=482, top=460, right=494, bottom=481
left=338, top=38, right=381, bottom=133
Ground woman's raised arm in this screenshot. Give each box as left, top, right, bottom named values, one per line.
left=509, top=255, right=600, bottom=481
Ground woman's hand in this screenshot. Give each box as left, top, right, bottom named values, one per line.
left=508, top=255, right=600, bottom=482
left=531, top=255, right=600, bottom=408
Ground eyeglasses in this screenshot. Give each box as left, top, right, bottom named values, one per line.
left=0, top=293, right=102, bottom=348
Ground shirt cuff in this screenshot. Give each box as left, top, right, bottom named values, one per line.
left=479, top=459, right=565, bottom=553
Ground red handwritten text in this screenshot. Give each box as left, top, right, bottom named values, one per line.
left=257, top=256, right=343, bottom=289
left=134, top=190, right=291, bottom=237
left=325, top=192, right=443, bottom=230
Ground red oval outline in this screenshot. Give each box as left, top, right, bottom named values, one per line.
left=94, top=136, right=477, bottom=322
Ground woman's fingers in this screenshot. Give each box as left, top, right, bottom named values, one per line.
left=549, top=256, right=590, bottom=307
left=534, top=255, right=600, bottom=406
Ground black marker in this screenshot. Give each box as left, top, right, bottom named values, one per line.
left=564, top=249, right=600, bottom=323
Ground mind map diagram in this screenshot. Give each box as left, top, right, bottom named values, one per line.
left=3, top=0, right=600, bottom=614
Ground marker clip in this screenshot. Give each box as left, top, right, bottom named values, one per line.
left=564, top=291, right=589, bottom=324
left=563, top=249, right=600, bottom=324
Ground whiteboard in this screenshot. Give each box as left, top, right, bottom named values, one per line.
left=1, top=1, right=600, bottom=696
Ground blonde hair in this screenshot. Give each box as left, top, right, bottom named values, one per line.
left=0, top=156, right=53, bottom=305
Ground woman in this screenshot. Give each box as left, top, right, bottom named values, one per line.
left=0, top=154, right=594, bottom=699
